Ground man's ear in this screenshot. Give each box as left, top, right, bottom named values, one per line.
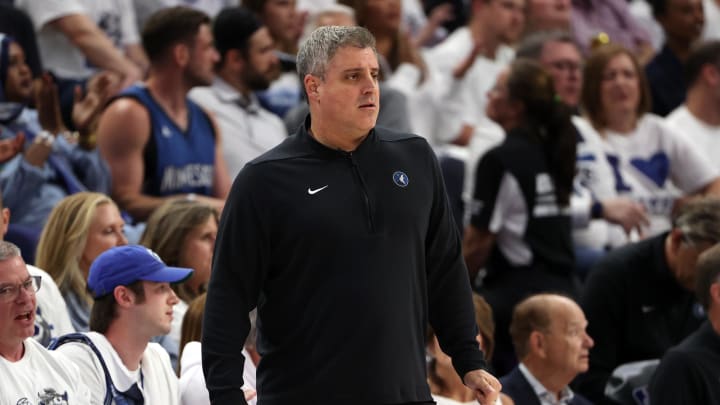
left=704, top=64, right=720, bottom=87
left=529, top=330, right=547, bottom=359
left=669, top=228, right=684, bottom=254
left=304, top=74, right=320, bottom=100
left=113, top=285, right=135, bottom=308
left=226, top=48, right=245, bottom=71
left=710, top=283, right=720, bottom=307
left=0, top=207, right=9, bottom=239
left=173, top=43, right=191, bottom=67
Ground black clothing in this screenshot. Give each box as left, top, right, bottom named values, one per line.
left=203, top=121, right=486, bottom=404
left=471, top=128, right=575, bottom=280
left=470, top=128, right=578, bottom=376
left=0, top=5, right=43, bottom=77
left=576, top=233, right=705, bottom=403
left=649, top=321, right=720, bottom=405
left=501, top=366, right=592, bottom=405
left=646, top=44, right=686, bottom=117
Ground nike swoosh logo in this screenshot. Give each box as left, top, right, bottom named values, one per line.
left=308, top=185, right=328, bottom=195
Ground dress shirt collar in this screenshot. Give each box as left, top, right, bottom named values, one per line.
left=211, top=76, right=260, bottom=113
left=519, top=362, right=576, bottom=405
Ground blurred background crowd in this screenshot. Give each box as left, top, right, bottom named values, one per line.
left=2, top=0, right=720, bottom=404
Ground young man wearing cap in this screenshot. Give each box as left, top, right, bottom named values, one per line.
left=53, top=244, right=193, bottom=404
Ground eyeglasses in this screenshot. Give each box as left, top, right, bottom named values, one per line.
left=0, top=276, right=42, bottom=303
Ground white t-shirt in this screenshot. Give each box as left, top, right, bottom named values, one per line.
left=666, top=106, right=720, bottom=171
left=16, top=0, right=140, bottom=80
left=574, top=114, right=718, bottom=237
left=55, top=331, right=179, bottom=405
left=28, top=265, right=75, bottom=347
left=423, top=27, right=514, bottom=145
left=0, top=338, right=90, bottom=404
left=703, top=0, right=720, bottom=40
left=189, top=78, right=288, bottom=179
left=179, top=341, right=257, bottom=405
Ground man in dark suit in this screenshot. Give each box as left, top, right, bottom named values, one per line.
left=501, top=294, right=593, bottom=405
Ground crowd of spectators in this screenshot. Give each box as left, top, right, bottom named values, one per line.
left=2, top=0, right=720, bottom=404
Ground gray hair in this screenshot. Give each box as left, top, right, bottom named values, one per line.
left=0, top=241, right=21, bottom=261
left=297, top=25, right=376, bottom=80
left=674, top=198, right=720, bottom=244
left=516, top=30, right=577, bottom=60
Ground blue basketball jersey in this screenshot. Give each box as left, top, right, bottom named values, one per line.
left=119, top=84, right=215, bottom=197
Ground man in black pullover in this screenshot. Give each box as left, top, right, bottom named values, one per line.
left=202, top=25, right=500, bottom=405
left=576, top=198, right=720, bottom=403
left=649, top=241, right=720, bottom=404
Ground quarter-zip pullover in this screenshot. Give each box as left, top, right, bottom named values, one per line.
left=203, top=120, right=487, bottom=404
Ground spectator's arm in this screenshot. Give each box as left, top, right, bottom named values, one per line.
left=96, top=98, right=174, bottom=220
left=701, top=177, right=720, bottom=196
left=208, top=112, right=231, bottom=200
left=47, top=14, right=141, bottom=88
left=124, top=44, right=149, bottom=77
left=412, top=3, right=453, bottom=48
left=0, top=154, right=51, bottom=213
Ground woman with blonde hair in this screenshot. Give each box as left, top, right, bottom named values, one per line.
left=35, top=192, right=127, bottom=331
left=140, top=199, right=219, bottom=357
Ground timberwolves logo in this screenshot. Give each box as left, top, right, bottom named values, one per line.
left=392, top=171, right=409, bottom=188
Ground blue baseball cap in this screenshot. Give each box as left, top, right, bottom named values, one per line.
left=87, top=245, right=194, bottom=299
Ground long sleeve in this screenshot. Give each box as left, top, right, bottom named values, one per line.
left=55, top=136, right=111, bottom=194
left=649, top=350, right=706, bottom=405
left=0, top=156, right=49, bottom=214
left=203, top=166, right=270, bottom=405
left=424, top=146, right=487, bottom=378
left=577, top=256, right=626, bottom=403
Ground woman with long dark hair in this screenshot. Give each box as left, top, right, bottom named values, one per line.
left=463, top=58, right=578, bottom=375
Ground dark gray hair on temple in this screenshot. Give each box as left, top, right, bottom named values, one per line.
left=673, top=198, right=720, bottom=245
left=296, top=25, right=376, bottom=80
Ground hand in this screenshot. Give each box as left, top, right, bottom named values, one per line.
left=451, top=124, right=474, bottom=146
left=72, top=71, right=119, bottom=137
left=34, top=73, right=67, bottom=134
left=464, top=369, right=501, bottom=405
left=243, top=388, right=257, bottom=401
left=118, top=63, right=143, bottom=91
left=412, top=3, right=454, bottom=47
left=601, top=197, right=649, bottom=235
left=0, top=133, right=25, bottom=163
left=24, top=132, right=54, bottom=168
left=427, top=3, right=454, bottom=27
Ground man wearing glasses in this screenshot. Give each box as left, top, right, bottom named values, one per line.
left=576, top=198, right=720, bottom=403
left=0, top=241, right=89, bottom=403
left=650, top=241, right=720, bottom=404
